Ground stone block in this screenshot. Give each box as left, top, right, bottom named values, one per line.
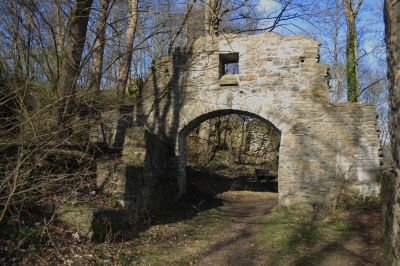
left=239, top=75, right=258, bottom=81
left=219, top=74, right=239, bottom=85
left=97, top=162, right=135, bottom=198
left=58, top=206, right=99, bottom=237
left=58, top=206, right=131, bottom=241
left=89, top=110, right=125, bottom=147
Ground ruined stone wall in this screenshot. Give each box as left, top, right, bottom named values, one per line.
left=247, top=119, right=280, bottom=168
left=97, top=32, right=381, bottom=217
left=89, top=110, right=120, bottom=146
left=131, top=32, right=381, bottom=210
left=97, top=127, right=178, bottom=220
left=90, top=106, right=133, bottom=147
left=276, top=103, right=380, bottom=208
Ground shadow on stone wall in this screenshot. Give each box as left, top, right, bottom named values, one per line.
left=92, top=34, right=382, bottom=241
left=175, top=92, right=381, bottom=210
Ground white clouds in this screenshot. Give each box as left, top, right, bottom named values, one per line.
left=364, top=40, right=374, bottom=54
left=258, top=0, right=280, bottom=12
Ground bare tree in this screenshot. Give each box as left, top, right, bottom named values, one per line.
left=167, top=0, right=197, bottom=55
left=58, top=0, right=93, bottom=135
left=342, top=0, right=363, bottom=102
left=332, top=0, right=345, bottom=102
left=204, top=0, right=223, bottom=37
left=204, top=0, right=264, bottom=37
left=91, top=0, right=112, bottom=92
left=117, top=0, right=139, bottom=96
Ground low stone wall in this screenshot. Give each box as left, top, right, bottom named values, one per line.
left=89, top=106, right=133, bottom=147
left=82, top=126, right=181, bottom=239
left=97, top=127, right=178, bottom=221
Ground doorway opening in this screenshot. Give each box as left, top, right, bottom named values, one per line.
left=184, top=112, right=281, bottom=199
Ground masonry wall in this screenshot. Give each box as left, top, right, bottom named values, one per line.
left=97, top=127, right=178, bottom=220
left=90, top=106, right=133, bottom=147
left=131, top=32, right=381, bottom=210
left=247, top=119, right=280, bottom=167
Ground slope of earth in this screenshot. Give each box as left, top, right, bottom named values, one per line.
left=190, top=192, right=384, bottom=266
left=0, top=167, right=384, bottom=265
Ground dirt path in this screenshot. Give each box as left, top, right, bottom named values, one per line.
left=190, top=192, right=384, bottom=266
left=194, top=194, right=278, bottom=265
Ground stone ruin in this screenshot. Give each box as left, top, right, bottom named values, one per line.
left=91, top=32, right=381, bottom=224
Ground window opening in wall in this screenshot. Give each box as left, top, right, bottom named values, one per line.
left=219, top=52, right=239, bottom=86
left=219, top=52, right=239, bottom=77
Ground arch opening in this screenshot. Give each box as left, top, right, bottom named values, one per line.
left=178, top=110, right=282, bottom=201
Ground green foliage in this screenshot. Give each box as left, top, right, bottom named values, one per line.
left=126, top=78, right=144, bottom=96
left=107, top=198, right=122, bottom=208
left=382, top=243, right=390, bottom=259
left=256, top=209, right=352, bottom=264
left=346, top=32, right=358, bottom=103
left=19, top=226, right=42, bottom=239
left=18, top=226, right=43, bottom=246
left=118, top=253, right=130, bottom=265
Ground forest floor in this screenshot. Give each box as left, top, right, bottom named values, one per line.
left=175, top=191, right=384, bottom=266
left=0, top=165, right=385, bottom=265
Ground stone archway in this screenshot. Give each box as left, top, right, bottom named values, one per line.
left=96, top=32, right=381, bottom=219
left=177, top=109, right=282, bottom=196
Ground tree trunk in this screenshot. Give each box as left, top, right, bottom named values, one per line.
left=167, top=0, right=197, bottom=55
left=333, top=0, right=342, bottom=103
left=204, top=0, right=221, bottom=37
left=385, top=0, right=400, bottom=138
left=117, top=0, right=139, bottom=97
left=199, top=119, right=211, bottom=154
left=91, top=0, right=111, bottom=92
left=342, top=0, right=362, bottom=102
left=58, top=0, right=93, bottom=135
left=383, top=0, right=400, bottom=264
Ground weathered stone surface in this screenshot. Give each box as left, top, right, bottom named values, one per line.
left=97, top=33, right=381, bottom=225
left=58, top=206, right=131, bottom=241
left=97, top=162, right=135, bottom=198
left=89, top=107, right=133, bottom=147
left=89, top=110, right=120, bottom=146
left=96, top=128, right=178, bottom=223
left=143, top=33, right=380, bottom=209
left=59, top=206, right=98, bottom=237
left=219, top=74, right=239, bottom=85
